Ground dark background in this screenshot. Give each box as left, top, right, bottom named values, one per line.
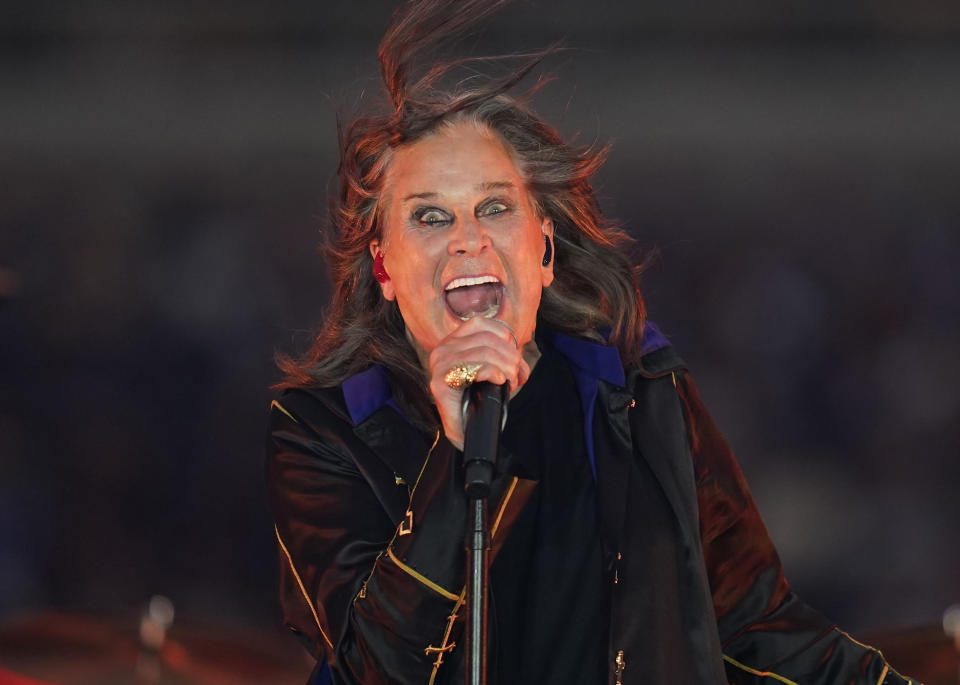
left=1, top=0, right=958, bottom=650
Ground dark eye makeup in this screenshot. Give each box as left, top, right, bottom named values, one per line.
left=410, top=197, right=512, bottom=228
left=478, top=198, right=510, bottom=216
left=412, top=206, right=451, bottom=226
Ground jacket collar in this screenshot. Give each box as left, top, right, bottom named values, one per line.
left=341, top=323, right=678, bottom=484
left=540, top=322, right=674, bottom=479
left=341, top=322, right=675, bottom=426
left=342, top=364, right=401, bottom=426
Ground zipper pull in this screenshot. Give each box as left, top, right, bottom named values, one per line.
left=614, top=649, right=626, bottom=684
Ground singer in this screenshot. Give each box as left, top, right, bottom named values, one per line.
left=266, top=2, right=915, bottom=684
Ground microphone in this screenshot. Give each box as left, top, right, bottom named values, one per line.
left=462, top=381, right=508, bottom=499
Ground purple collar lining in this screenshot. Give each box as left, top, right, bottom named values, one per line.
left=341, top=365, right=395, bottom=426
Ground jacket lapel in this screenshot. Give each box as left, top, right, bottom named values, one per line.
left=354, top=408, right=431, bottom=496
left=593, top=381, right=635, bottom=565
left=625, top=369, right=727, bottom=683
left=547, top=328, right=697, bottom=557
left=341, top=364, right=433, bottom=499
left=627, top=369, right=699, bottom=547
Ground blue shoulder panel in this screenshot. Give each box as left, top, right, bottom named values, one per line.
left=341, top=365, right=393, bottom=425
left=544, top=330, right=626, bottom=387
left=638, top=320, right=671, bottom=356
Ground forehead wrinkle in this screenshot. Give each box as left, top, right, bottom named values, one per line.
left=384, top=121, right=529, bottom=220
left=400, top=181, right=517, bottom=205
left=402, top=191, right=439, bottom=202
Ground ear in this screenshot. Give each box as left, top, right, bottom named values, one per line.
left=540, top=218, right=555, bottom=288
left=369, top=241, right=396, bottom=301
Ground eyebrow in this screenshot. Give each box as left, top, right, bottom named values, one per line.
left=479, top=181, right=516, bottom=192
left=401, top=181, right=517, bottom=202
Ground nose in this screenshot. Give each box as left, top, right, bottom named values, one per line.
left=447, top=214, right=490, bottom=256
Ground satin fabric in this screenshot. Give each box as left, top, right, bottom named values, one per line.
left=266, top=329, right=915, bottom=685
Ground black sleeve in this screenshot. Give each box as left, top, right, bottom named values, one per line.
left=676, top=371, right=917, bottom=685
left=266, top=396, right=532, bottom=685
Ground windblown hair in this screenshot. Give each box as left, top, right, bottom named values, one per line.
left=277, top=0, right=646, bottom=425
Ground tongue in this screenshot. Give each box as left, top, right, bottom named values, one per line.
left=445, top=283, right=503, bottom=320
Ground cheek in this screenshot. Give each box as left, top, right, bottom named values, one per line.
left=517, top=233, right=548, bottom=278
left=386, top=242, right=438, bottom=301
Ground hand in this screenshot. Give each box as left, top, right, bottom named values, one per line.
left=427, top=317, right=531, bottom=450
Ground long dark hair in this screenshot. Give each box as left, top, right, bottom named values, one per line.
left=277, top=0, right=646, bottom=426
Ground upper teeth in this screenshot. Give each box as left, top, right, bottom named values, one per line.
left=445, top=275, right=500, bottom=291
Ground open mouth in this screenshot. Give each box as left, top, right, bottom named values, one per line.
left=444, top=275, right=504, bottom=320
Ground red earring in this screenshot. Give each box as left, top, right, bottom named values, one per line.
left=373, top=251, right=389, bottom=283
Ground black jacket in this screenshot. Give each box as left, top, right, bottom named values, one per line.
left=266, top=327, right=914, bottom=685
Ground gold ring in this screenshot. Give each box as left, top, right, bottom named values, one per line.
left=443, top=363, right=482, bottom=390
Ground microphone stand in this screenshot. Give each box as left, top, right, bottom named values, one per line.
left=462, top=382, right=508, bottom=685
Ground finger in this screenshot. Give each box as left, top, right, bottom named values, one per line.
left=432, top=358, right=504, bottom=391
left=430, top=341, right=521, bottom=380
left=466, top=359, right=519, bottom=394
left=489, top=318, right=518, bottom=349
left=473, top=363, right=508, bottom=387
left=446, top=315, right=517, bottom=346
left=434, top=357, right=520, bottom=396
left=428, top=331, right=517, bottom=371
left=517, top=358, right=531, bottom=388
left=432, top=359, right=518, bottom=404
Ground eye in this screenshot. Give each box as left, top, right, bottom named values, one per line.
left=413, top=207, right=451, bottom=227
left=478, top=199, right=509, bottom=217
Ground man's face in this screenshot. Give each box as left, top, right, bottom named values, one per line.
left=372, top=120, right=554, bottom=361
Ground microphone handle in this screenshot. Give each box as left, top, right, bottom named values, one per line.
left=462, top=381, right=508, bottom=499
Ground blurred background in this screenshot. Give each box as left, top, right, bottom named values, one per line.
left=1, top=0, right=958, bottom=680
